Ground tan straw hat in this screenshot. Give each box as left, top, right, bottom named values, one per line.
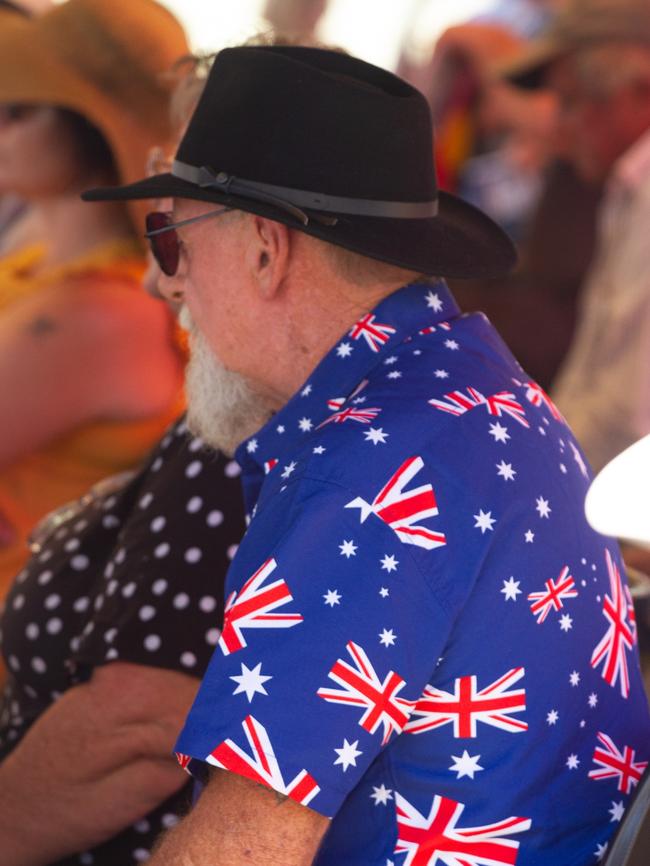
left=0, top=0, right=188, bottom=229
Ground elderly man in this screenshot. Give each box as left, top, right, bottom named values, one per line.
left=507, top=0, right=650, bottom=475
left=85, top=46, right=649, bottom=866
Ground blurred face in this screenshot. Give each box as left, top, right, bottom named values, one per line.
left=0, top=105, right=87, bottom=198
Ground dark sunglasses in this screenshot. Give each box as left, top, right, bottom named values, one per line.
left=0, top=103, right=38, bottom=125
left=144, top=207, right=231, bottom=276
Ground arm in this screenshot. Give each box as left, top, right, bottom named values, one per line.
left=148, top=768, right=329, bottom=866
left=0, top=281, right=182, bottom=468
left=0, top=661, right=199, bottom=866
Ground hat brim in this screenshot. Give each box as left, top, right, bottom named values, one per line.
left=83, top=173, right=516, bottom=279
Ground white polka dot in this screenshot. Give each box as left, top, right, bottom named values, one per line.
left=185, top=460, right=203, bottom=478
left=105, top=648, right=119, bottom=661
left=154, top=543, right=170, bottom=559
left=133, top=848, right=150, bottom=862
left=25, top=623, right=39, bottom=640
left=225, top=460, right=241, bottom=478
left=79, top=854, right=94, bottom=865
left=64, top=538, right=80, bottom=552
left=176, top=421, right=188, bottom=435
left=46, top=618, right=63, bottom=635
left=199, top=596, right=217, bottom=613
left=189, top=437, right=204, bottom=452
left=44, top=594, right=61, bottom=610
left=139, top=605, right=156, bottom=622
left=173, top=593, right=190, bottom=609
left=31, top=657, right=47, bottom=674
left=83, top=621, right=95, bottom=636
left=150, top=516, right=166, bottom=533
left=207, top=510, right=224, bottom=527
left=69, top=637, right=81, bottom=652
left=8, top=655, right=20, bottom=671
left=186, top=496, right=203, bottom=513
left=161, top=813, right=179, bottom=829
left=102, top=515, right=120, bottom=529
left=38, top=549, right=53, bottom=562
left=15, top=569, right=29, bottom=583
left=144, top=635, right=161, bottom=652
left=180, top=652, right=197, bottom=668
left=205, top=628, right=220, bottom=646
left=139, top=493, right=154, bottom=509
left=184, top=547, right=202, bottom=564
left=115, top=548, right=126, bottom=565
left=104, top=562, right=115, bottom=579
left=24, top=685, right=37, bottom=699
left=151, top=457, right=163, bottom=472
left=122, top=582, right=137, bottom=598
left=71, top=555, right=90, bottom=571
left=161, top=434, right=173, bottom=449
left=134, top=819, right=150, bottom=833
left=152, top=579, right=168, bottom=595
left=54, top=527, right=68, bottom=540
left=227, top=544, right=239, bottom=560
left=102, top=495, right=118, bottom=511
left=94, top=595, right=105, bottom=611
left=12, top=594, right=25, bottom=610
left=74, top=520, right=88, bottom=533
left=37, top=570, right=53, bottom=586
left=104, top=628, right=118, bottom=643
left=73, top=596, right=90, bottom=612
left=106, top=580, right=119, bottom=596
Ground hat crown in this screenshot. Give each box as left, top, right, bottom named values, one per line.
left=176, top=46, right=438, bottom=203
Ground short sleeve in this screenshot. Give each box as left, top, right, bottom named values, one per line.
left=174, top=474, right=454, bottom=818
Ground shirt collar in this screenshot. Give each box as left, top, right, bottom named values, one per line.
left=235, top=280, right=460, bottom=504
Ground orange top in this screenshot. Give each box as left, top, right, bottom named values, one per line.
left=0, top=240, right=184, bottom=593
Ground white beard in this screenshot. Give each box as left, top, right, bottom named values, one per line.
left=179, top=305, right=272, bottom=456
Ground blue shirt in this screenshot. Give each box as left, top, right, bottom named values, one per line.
left=175, top=281, right=650, bottom=866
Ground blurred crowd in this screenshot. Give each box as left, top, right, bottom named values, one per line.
left=0, top=0, right=649, bottom=864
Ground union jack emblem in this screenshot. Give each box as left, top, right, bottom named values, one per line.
left=349, top=313, right=396, bottom=352
left=326, top=379, right=368, bottom=413
left=345, top=456, right=446, bottom=551
left=175, top=752, right=192, bottom=772
left=527, top=566, right=578, bottom=624
left=429, top=388, right=529, bottom=428
left=219, top=558, right=303, bottom=656
left=524, top=381, right=563, bottom=422
left=317, top=641, right=416, bottom=745
left=588, top=731, right=648, bottom=795
left=208, top=715, right=320, bottom=806
left=263, top=459, right=278, bottom=474
left=419, top=321, right=452, bottom=335
left=395, top=792, right=531, bottom=866
left=405, top=668, right=528, bottom=738
left=317, top=406, right=381, bottom=428
left=591, top=550, right=636, bottom=698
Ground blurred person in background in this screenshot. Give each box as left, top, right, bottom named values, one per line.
left=262, top=0, right=328, bottom=44
left=506, top=0, right=650, bottom=476
left=0, top=0, right=188, bottom=601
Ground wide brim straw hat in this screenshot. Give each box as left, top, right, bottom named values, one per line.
left=0, top=0, right=188, bottom=232
left=85, top=45, right=517, bottom=279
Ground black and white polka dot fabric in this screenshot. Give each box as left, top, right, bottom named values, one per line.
left=0, top=415, right=246, bottom=865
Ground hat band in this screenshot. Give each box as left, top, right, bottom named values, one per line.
left=172, top=160, right=439, bottom=222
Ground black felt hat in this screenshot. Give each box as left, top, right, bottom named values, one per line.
left=83, top=45, right=516, bottom=279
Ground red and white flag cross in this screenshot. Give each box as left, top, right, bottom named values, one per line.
left=405, top=667, right=528, bottom=738
left=395, top=792, right=531, bottom=866
left=349, top=313, right=396, bottom=352
left=588, top=731, right=648, bottom=795
left=317, top=406, right=382, bottom=428
left=219, top=557, right=303, bottom=656
left=591, top=549, right=637, bottom=698
left=429, top=387, right=529, bottom=428
left=317, top=641, right=416, bottom=745
left=527, top=566, right=578, bottom=624
left=524, top=381, right=563, bottom=422
left=208, top=715, right=320, bottom=806
left=345, top=456, right=447, bottom=551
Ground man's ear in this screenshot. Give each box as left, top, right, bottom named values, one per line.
left=246, top=215, right=291, bottom=298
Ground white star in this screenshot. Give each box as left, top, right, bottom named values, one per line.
left=384, top=355, right=398, bottom=365
left=379, top=628, right=397, bottom=647
left=560, top=463, right=567, bottom=474
left=569, top=670, right=580, bottom=686
left=559, top=613, right=573, bottom=632
left=301, top=384, right=313, bottom=397
left=566, top=754, right=580, bottom=770
left=336, top=342, right=353, bottom=358
left=444, top=339, right=459, bottom=350
left=352, top=396, right=367, bottom=404
left=298, top=417, right=313, bottom=432
left=580, top=720, right=586, bottom=728
left=609, top=801, right=625, bottom=822
left=489, top=422, right=510, bottom=443
left=334, top=738, right=362, bottom=772
left=370, top=784, right=393, bottom=806
left=536, top=496, right=551, bottom=518
left=425, top=290, right=443, bottom=312
left=339, top=539, right=358, bottom=558
left=588, top=692, right=598, bottom=708
left=501, top=577, right=522, bottom=601
left=525, top=530, right=535, bottom=543
left=594, top=842, right=608, bottom=862
left=379, top=587, right=390, bottom=598
left=281, top=461, right=297, bottom=479
left=364, top=427, right=389, bottom=445
left=570, top=441, right=589, bottom=478
left=474, top=509, right=496, bottom=533
left=434, top=369, right=449, bottom=379
left=230, top=662, right=272, bottom=702
left=246, top=438, right=258, bottom=453
left=387, top=370, right=402, bottom=380
left=381, top=554, right=399, bottom=572
left=449, top=750, right=484, bottom=780
left=538, top=426, right=547, bottom=436
left=496, top=461, right=516, bottom=481
left=276, top=424, right=285, bottom=434
left=323, top=589, right=341, bottom=607
left=547, top=709, right=559, bottom=725
left=413, top=349, right=422, bottom=356
left=313, top=445, right=326, bottom=454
